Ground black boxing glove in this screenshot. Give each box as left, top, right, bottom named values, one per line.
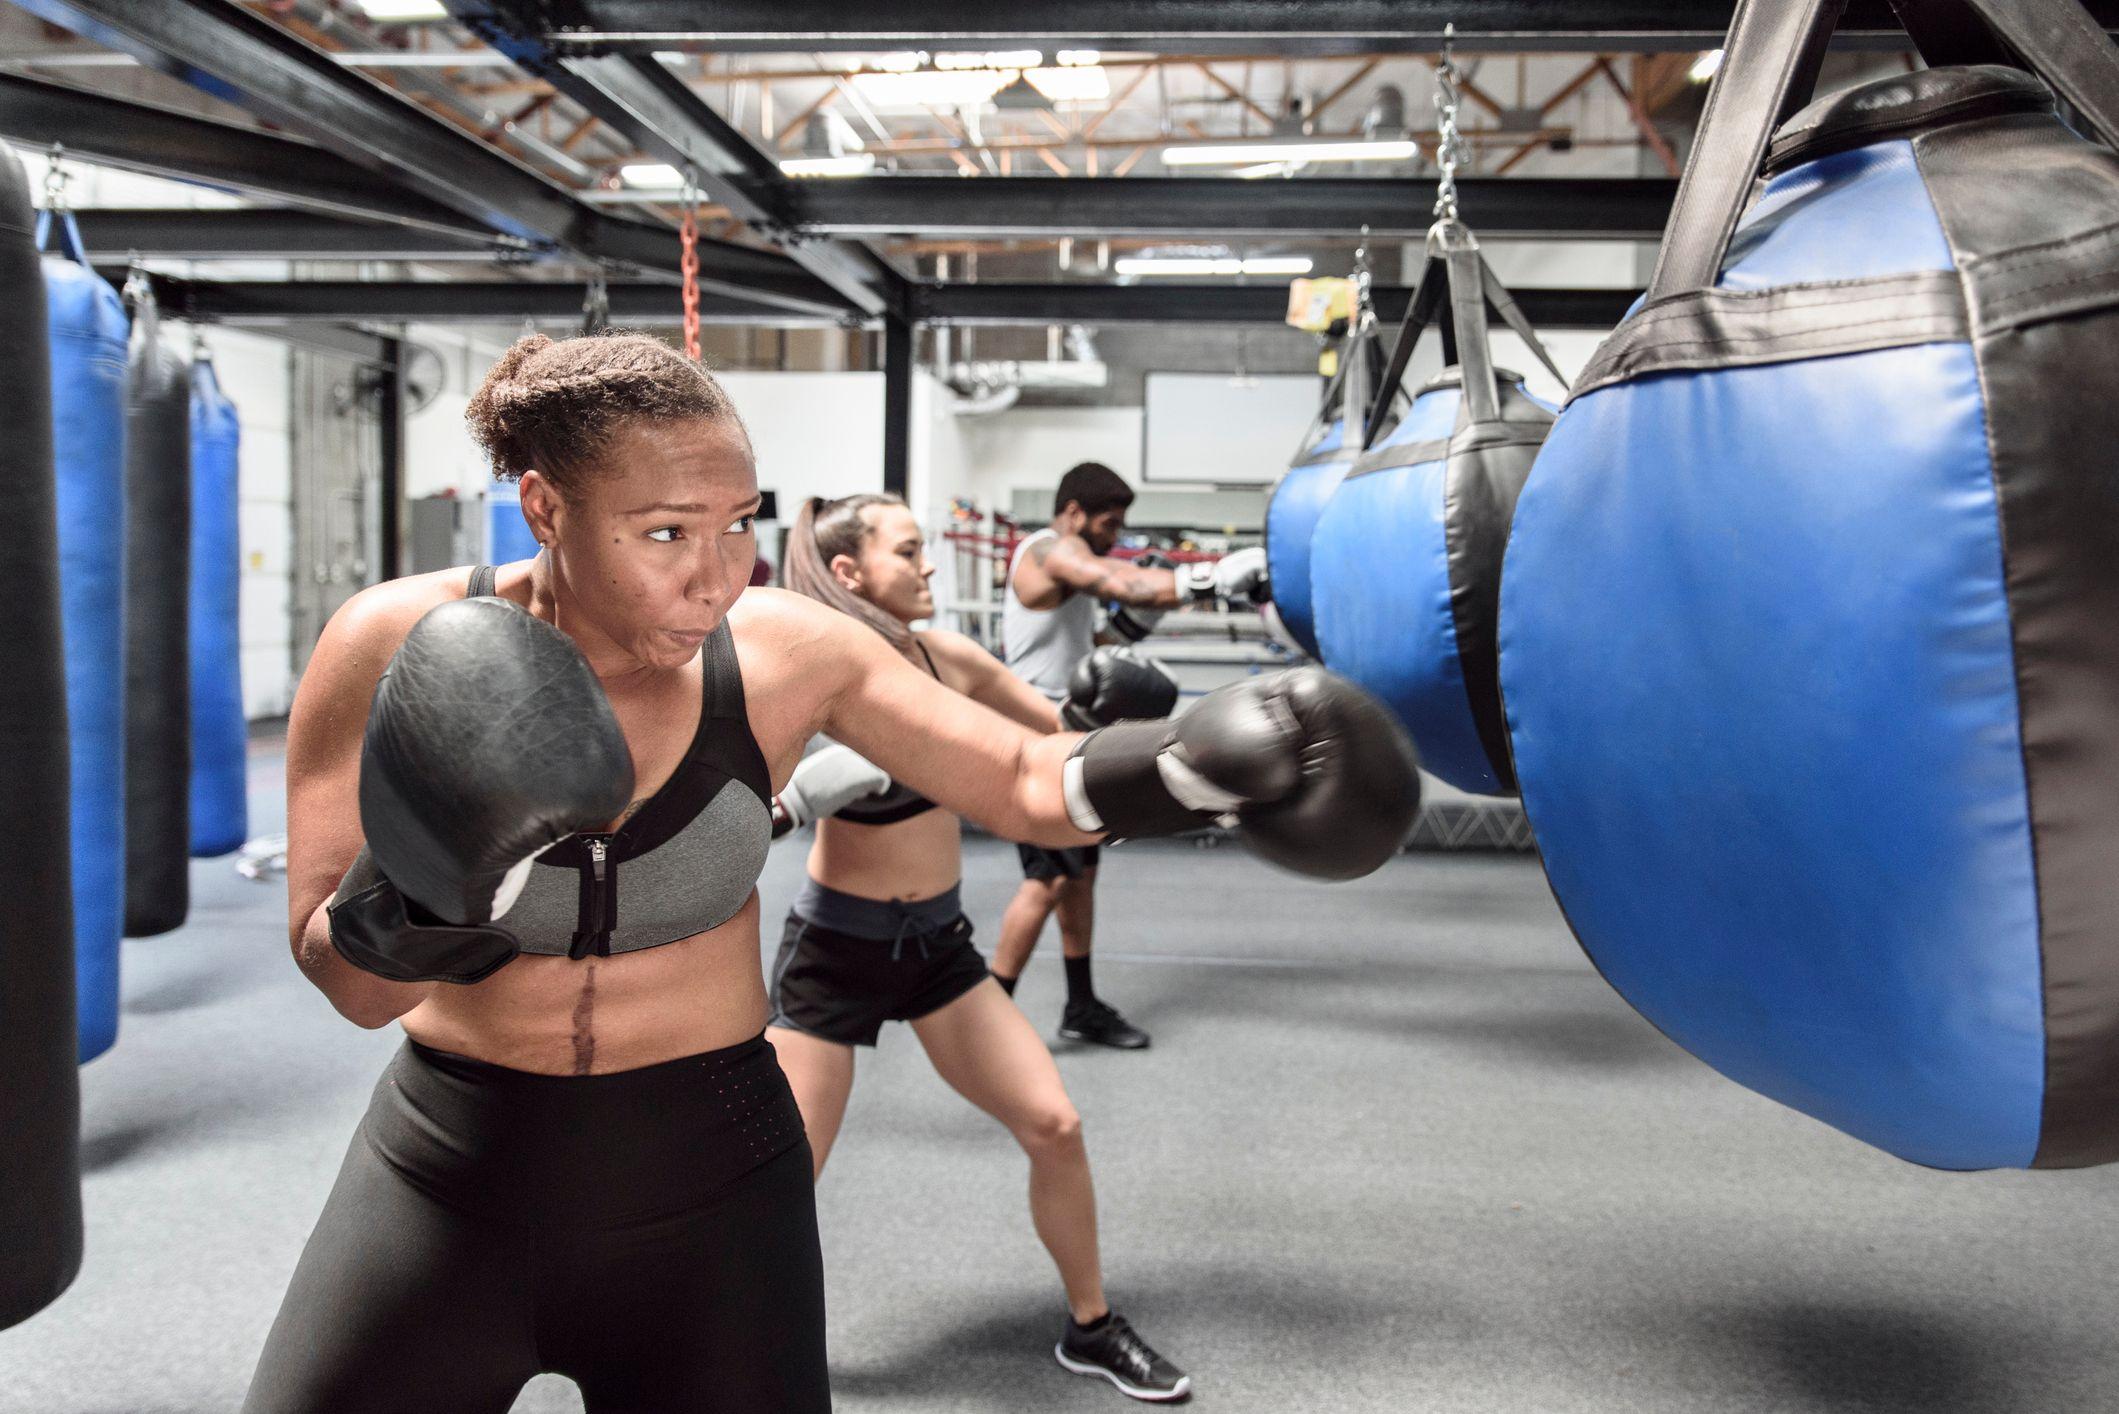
left=359, top=596, right=634, bottom=924
left=1062, top=646, right=1180, bottom=731
left=1063, top=668, right=1419, bottom=880
left=327, top=847, right=522, bottom=984
left=331, top=596, right=635, bottom=982
left=1106, top=549, right=1174, bottom=643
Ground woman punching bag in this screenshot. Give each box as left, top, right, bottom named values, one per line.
left=2, top=148, right=84, bottom=1330
left=1312, top=220, right=1564, bottom=796
left=40, top=193, right=128, bottom=1062
left=1501, top=0, right=2119, bottom=1170
left=189, top=349, right=246, bottom=858
left=123, top=274, right=191, bottom=937
left=1263, top=276, right=1390, bottom=661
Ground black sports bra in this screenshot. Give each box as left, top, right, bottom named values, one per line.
left=831, top=638, right=943, bottom=826
left=464, top=565, right=774, bottom=958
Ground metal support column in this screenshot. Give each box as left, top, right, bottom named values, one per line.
left=883, top=315, right=913, bottom=499
left=376, top=337, right=406, bottom=583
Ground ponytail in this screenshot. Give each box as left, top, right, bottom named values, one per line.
left=781, top=493, right=920, bottom=661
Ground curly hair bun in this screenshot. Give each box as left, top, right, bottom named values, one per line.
left=464, top=331, right=743, bottom=495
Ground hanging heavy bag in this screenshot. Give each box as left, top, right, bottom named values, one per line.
left=189, top=352, right=246, bottom=858
left=1499, top=0, right=2119, bottom=1169
left=122, top=276, right=191, bottom=937
left=1312, top=223, right=1565, bottom=796
left=0, top=146, right=84, bottom=1334
left=486, top=479, right=539, bottom=566
left=1262, top=334, right=1374, bottom=660
left=39, top=199, right=128, bottom=1063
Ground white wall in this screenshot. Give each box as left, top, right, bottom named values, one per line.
left=196, top=327, right=298, bottom=722
left=715, top=370, right=887, bottom=512
left=943, top=405, right=1145, bottom=523
left=401, top=325, right=520, bottom=502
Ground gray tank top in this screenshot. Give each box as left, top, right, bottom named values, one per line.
left=464, top=566, right=774, bottom=959
left=1002, top=528, right=1097, bottom=701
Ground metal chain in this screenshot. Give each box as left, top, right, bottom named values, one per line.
left=1432, top=26, right=1469, bottom=223
left=42, top=143, right=70, bottom=214
left=122, top=262, right=152, bottom=314
left=581, top=266, right=610, bottom=336
left=677, top=165, right=702, bottom=361
left=1351, top=223, right=1375, bottom=336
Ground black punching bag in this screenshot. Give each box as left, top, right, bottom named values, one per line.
left=0, top=148, right=83, bottom=1329
left=122, top=276, right=191, bottom=938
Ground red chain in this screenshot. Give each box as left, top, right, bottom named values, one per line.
left=678, top=197, right=702, bottom=362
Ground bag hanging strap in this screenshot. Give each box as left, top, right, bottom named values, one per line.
left=1650, top=0, right=2119, bottom=301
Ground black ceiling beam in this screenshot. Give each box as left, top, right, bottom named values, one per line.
left=69, top=208, right=530, bottom=263
left=448, top=0, right=907, bottom=318
left=66, top=207, right=807, bottom=292
left=103, top=270, right=398, bottom=361
left=776, top=176, right=1677, bottom=241
left=3, top=76, right=831, bottom=301
left=540, top=0, right=2119, bottom=54
left=127, top=275, right=848, bottom=327
left=0, top=74, right=493, bottom=240
left=10, top=0, right=854, bottom=319
left=908, top=282, right=1641, bottom=328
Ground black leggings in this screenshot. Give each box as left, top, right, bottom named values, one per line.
left=242, top=1034, right=829, bottom=1414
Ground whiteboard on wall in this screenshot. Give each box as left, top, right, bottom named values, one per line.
left=1141, top=372, right=1325, bottom=486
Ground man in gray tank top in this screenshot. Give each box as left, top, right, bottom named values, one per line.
left=994, top=462, right=1268, bottom=1049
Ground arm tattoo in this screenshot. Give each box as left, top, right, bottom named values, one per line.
left=1095, top=569, right=1165, bottom=606
left=1028, top=538, right=1053, bottom=565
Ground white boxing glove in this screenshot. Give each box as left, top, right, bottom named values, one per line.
left=1177, top=546, right=1269, bottom=605
left=772, top=743, right=892, bottom=838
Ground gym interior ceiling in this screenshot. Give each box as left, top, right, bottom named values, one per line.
left=4, top=0, right=2116, bottom=480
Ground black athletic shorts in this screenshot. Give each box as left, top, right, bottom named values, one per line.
left=768, top=911, right=990, bottom=1047
left=1018, top=843, right=1101, bottom=881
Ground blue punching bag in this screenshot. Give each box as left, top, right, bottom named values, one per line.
left=1313, top=232, right=1562, bottom=795
left=485, top=480, right=539, bottom=565
left=1500, top=0, right=2119, bottom=1170
left=1263, top=419, right=1356, bottom=660
left=40, top=208, right=127, bottom=1063
left=188, top=354, right=246, bottom=857
left=1263, top=321, right=1389, bottom=661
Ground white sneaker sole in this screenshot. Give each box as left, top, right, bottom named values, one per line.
left=1054, top=1343, right=1192, bottom=1402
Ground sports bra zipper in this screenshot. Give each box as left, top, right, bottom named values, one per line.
left=569, top=834, right=617, bottom=960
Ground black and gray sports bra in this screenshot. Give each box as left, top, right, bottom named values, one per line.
left=830, top=638, right=942, bottom=826
left=466, top=566, right=774, bottom=959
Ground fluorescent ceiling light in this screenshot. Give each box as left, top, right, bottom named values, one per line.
left=778, top=153, right=878, bottom=178
left=852, top=68, right=1011, bottom=108
left=339, top=51, right=515, bottom=66
left=1114, top=256, right=1314, bottom=277
left=352, top=0, right=448, bottom=20
left=1026, top=65, right=1110, bottom=102
left=935, top=49, right=1042, bottom=70
left=1162, top=139, right=1420, bottom=167
left=1690, top=49, right=1725, bottom=81
left=1055, top=49, right=1103, bottom=67
left=619, top=162, right=684, bottom=187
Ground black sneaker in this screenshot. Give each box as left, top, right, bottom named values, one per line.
left=1059, top=998, right=1151, bottom=1049
left=1056, top=1312, right=1190, bottom=1402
